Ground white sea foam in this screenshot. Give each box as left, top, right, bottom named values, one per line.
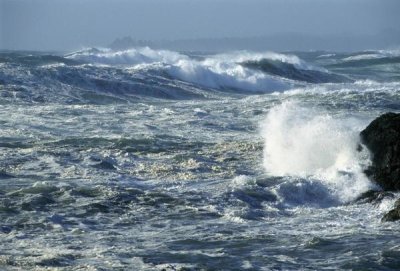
left=165, top=57, right=289, bottom=92
left=261, top=101, right=376, bottom=203
left=209, top=51, right=324, bottom=71
left=342, top=49, right=400, bottom=62
left=67, top=47, right=317, bottom=70
left=67, top=47, right=335, bottom=92
left=66, top=47, right=183, bottom=65
left=342, top=53, right=383, bottom=62
left=317, top=53, right=336, bottom=58
left=276, top=80, right=400, bottom=97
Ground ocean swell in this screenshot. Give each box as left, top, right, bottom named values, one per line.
left=242, top=58, right=352, bottom=83
left=67, top=47, right=295, bottom=93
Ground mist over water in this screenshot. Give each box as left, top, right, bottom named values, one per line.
left=2, top=0, right=400, bottom=51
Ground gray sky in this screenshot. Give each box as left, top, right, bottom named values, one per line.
left=1, top=0, right=399, bottom=51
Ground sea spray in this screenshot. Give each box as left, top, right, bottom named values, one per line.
left=2, top=49, right=400, bottom=269
left=261, top=101, right=376, bottom=202
left=166, top=57, right=289, bottom=92
left=67, top=48, right=320, bottom=92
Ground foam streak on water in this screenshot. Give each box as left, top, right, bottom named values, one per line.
left=0, top=48, right=400, bottom=270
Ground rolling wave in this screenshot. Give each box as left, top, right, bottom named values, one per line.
left=0, top=52, right=81, bottom=66
left=330, top=56, right=400, bottom=68
left=328, top=50, right=400, bottom=68
left=2, top=47, right=398, bottom=104
left=242, top=58, right=352, bottom=83
left=67, top=47, right=346, bottom=85
left=67, top=47, right=294, bottom=92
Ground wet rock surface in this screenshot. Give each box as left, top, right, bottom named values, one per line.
left=382, top=199, right=400, bottom=222
left=360, top=112, right=400, bottom=191
left=360, top=112, right=400, bottom=221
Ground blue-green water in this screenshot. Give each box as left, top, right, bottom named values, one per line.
left=1, top=48, right=400, bottom=270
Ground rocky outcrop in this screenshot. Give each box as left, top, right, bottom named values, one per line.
left=360, top=112, right=400, bottom=191
left=382, top=199, right=400, bottom=222
left=355, top=190, right=394, bottom=204
left=360, top=112, right=400, bottom=221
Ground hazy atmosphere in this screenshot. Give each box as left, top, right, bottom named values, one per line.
left=1, top=0, right=400, bottom=51
left=2, top=1, right=400, bottom=270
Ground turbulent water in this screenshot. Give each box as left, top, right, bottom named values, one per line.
left=1, top=47, right=400, bottom=270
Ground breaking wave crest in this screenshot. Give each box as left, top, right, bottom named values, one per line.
left=67, top=47, right=296, bottom=92
left=66, top=47, right=183, bottom=66
left=67, top=47, right=349, bottom=87
left=4, top=47, right=397, bottom=104
left=261, top=101, right=376, bottom=203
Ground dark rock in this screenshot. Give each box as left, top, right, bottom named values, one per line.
left=360, top=112, right=400, bottom=191
left=355, top=190, right=395, bottom=204
left=360, top=113, right=400, bottom=222
left=382, top=199, right=400, bottom=222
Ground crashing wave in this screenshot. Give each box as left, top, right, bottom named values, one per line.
left=66, top=47, right=183, bottom=66
left=6, top=47, right=395, bottom=103
left=66, top=47, right=294, bottom=93
left=261, top=101, right=376, bottom=203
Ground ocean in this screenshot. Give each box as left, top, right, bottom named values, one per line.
left=0, top=47, right=400, bottom=270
